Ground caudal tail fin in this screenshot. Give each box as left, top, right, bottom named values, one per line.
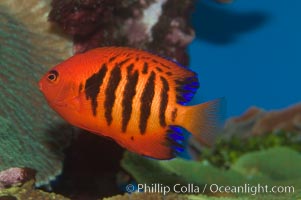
left=178, top=98, right=226, bottom=146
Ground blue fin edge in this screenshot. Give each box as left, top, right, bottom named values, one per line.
left=166, top=125, right=187, bottom=156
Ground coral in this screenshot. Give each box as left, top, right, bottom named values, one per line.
left=121, top=147, right=301, bottom=199
left=48, top=0, right=195, bottom=66
left=0, top=174, right=70, bottom=199
left=223, top=103, right=301, bottom=137
left=0, top=168, right=36, bottom=189
left=0, top=1, right=73, bottom=186
left=1, top=0, right=72, bottom=58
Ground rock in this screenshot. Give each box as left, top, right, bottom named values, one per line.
left=48, top=0, right=195, bottom=66
left=224, top=103, right=301, bottom=137
left=0, top=174, right=70, bottom=200
left=223, top=107, right=266, bottom=138
left=0, top=168, right=35, bottom=189
left=252, top=103, right=301, bottom=135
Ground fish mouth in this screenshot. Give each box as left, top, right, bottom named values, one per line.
left=50, top=100, right=67, bottom=107
left=39, top=82, right=67, bottom=107
left=51, top=95, right=80, bottom=109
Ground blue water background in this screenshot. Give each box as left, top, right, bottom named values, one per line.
left=189, top=0, right=301, bottom=117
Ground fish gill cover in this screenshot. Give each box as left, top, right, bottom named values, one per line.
left=0, top=0, right=73, bottom=186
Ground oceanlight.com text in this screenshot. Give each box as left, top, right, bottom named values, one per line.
left=125, top=183, right=295, bottom=196
left=209, top=183, right=295, bottom=196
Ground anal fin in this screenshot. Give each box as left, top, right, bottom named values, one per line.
left=165, top=125, right=188, bottom=157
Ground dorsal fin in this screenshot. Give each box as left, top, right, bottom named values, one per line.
left=108, top=47, right=200, bottom=105
left=175, top=75, right=199, bottom=105
left=147, top=54, right=199, bottom=105
left=161, top=64, right=199, bottom=105
left=139, top=53, right=199, bottom=105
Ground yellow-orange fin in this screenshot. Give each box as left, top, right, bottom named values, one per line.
left=178, top=98, right=226, bottom=146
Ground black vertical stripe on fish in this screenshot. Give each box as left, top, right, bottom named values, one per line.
left=139, top=71, right=156, bottom=134
left=171, top=108, right=177, bottom=122
left=142, top=62, right=148, bottom=74
left=156, top=67, right=163, bottom=72
left=125, top=53, right=133, bottom=57
left=121, top=64, right=139, bottom=132
left=165, top=71, right=172, bottom=76
left=104, top=64, right=122, bottom=125
left=159, top=76, right=169, bottom=127
left=119, top=58, right=131, bottom=66
left=108, top=55, right=118, bottom=62
left=85, top=64, right=108, bottom=116
left=127, top=63, right=134, bottom=72
left=159, top=62, right=171, bottom=69
left=152, top=59, right=158, bottom=64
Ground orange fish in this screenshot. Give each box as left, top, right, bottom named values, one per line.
left=39, top=47, right=224, bottom=159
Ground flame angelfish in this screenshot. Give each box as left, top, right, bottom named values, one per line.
left=39, top=47, right=224, bottom=159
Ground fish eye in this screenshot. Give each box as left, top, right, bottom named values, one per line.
left=47, top=70, right=59, bottom=82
